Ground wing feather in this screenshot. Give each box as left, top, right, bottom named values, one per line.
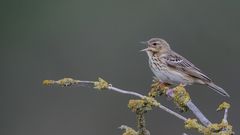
left=162, top=51, right=211, bottom=82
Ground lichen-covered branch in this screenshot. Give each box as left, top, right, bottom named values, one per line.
left=43, top=77, right=187, bottom=123
left=185, top=118, right=234, bottom=135
left=148, top=80, right=234, bottom=134
left=43, top=77, right=234, bottom=135
left=148, top=81, right=211, bottom=126
left=217, top=102, right=230, bottom=123
left=185, top=102, right=232, bottom=134
left=186, top=101, right=211, bottom=126
left=128, top=97, right=160, bottom=135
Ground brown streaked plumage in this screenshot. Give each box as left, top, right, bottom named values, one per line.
left=141, top=38, right=230, bottom=97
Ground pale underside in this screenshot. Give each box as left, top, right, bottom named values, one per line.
left=147, top=51, right=210, bottom=85
left=149, top=58, right=193, bottom=85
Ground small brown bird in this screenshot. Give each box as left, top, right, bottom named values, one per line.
left=141, top=38, right=230, bottom=97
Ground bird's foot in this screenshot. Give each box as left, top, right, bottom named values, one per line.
left=166, top=88, right=175, bottom=97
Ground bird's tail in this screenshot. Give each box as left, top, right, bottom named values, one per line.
left=207, top=82, right=230, bottom=97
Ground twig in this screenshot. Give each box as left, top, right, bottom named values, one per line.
left=217, top=102, right=230, bottom=123
left=158, top=105, right=187, bottom=121
left=136, top=111, right=150, bottom=135
left=109, top=86, right=144, bottom=98
left=223, top=108, right=228, bottom=123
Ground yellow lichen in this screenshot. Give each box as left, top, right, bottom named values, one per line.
left=185, top=119, right=234, bottom=135
left=120, top=125, right=138, bottom=135
left=128, top=99, right=145, bottom=112
left=142, top=96, right=160, bottom=107
left=172, top=85, right=190, bottom=112
left=128, top=98, right=151, bottom=135
left=217, top=102, right=230, bottom=111
left=42, top=80, right=55, bottom=86
left=207, top=123, right=222, bottom=133
left=204, top=122, right=234, bottom=135
left=43, top=78, right=80, bottom=87
left=185, top=118, right=205, bottom=133
left=128, top=97, right=159, bottom=113
left=58, top=78, right=77, bottom=86
left=148, top=81, right=169, bottom=97
left=148, top=82, right=190, bottom=112
left=94, top=77, right=109, bottom=90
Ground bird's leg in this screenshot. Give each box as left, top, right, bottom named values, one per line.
left=166, top=88, right=175, bottom=97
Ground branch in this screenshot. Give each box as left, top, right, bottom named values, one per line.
left=148, top=82, right=211, bottom=126
left=43, top=77, right=234, bottom=135
left=217, top=102, right=230, bottom=123
left=185, top=100, right=211, bottom=126
left=166, top=86, right=211, bottom=126
left=109, top=86, right=144, bottom=98
left=43, top=77, right=187, bottom=122
left=148, top=81, right=234, bottom=134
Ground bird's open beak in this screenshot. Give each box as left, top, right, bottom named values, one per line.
left=140, top=48, right=149, bottom=52
left=140, top=41, right=147, bottom=45
left=140, top=41, right=148, bottom=52
left=140, top=47, right=158, bottom=53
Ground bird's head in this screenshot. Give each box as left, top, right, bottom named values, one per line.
left=141, top=38, right=171, bottom=54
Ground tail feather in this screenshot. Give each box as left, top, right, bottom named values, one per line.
left=207, top=83, right=230, bottom=97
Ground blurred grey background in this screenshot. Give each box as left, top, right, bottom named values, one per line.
left=1, top=0, right=239, bottom=134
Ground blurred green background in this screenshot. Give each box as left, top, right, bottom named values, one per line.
left=1, top=0, right=239, bottom=134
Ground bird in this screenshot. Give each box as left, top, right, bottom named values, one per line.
left=141, top=38, right=230, bottom=97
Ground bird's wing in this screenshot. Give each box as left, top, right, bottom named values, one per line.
left=162, top=51, right=211, bottom=82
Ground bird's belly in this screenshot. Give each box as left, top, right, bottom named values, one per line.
left=150, top=65, right=190, bottom=85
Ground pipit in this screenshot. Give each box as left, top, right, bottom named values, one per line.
left=141, top=38, right=229, bottom=97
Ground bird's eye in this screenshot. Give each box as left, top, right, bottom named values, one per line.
left=152, top=43, right=157, bottom=46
